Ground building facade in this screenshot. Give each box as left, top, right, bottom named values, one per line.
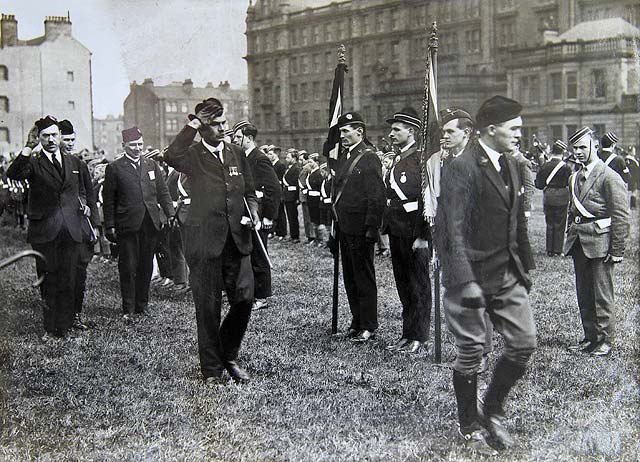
left=123, top=79, right=249, bottom=150
left=93, top=114, right=123, bottom=160
left=0, top=13, right=93, bottom=155
left=245, top=0, right=640, bottom=152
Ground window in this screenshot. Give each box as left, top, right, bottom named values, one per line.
left=265, top=113, right=272, bottom=130
left=68, top=100, right=76, bottom=110
left=391, top=9, right=400, bottom=30
left=363, top=75, right=372, bottom=95
left=550, top=72, right=562, bottom=101
left=165, top=119, right=179, bottom=131
left=292, top=111, right=299, bottom=129
left=519, top=76, right=540, bottom=105
left=498, top=21, right=515, bottom=46
left=593, top=69, right=606, bottom=98
left=550, top=125, right=563, bottom=140
left=312, top=54, right=320, bottom=73
left=565, top=125, right=577, bottom=140
left=465, top=29, right=480, bottom=53
left=274, top=85, right=281, bottom=103
left=313, top=110, right=321, bottom=127
left=67, top=71, right=74, bottom=82
left=0, top=127, right=9, bottom=143
left=375, top=12, right=385, bottom=32
left=324, top=23, right=333, bottom=42
left=312, top=25, right=320, bottom=44
left=290, top=84, right=298, bottom=103
left=301, top=82, right=309, bottom=102
left=301, top=111, right=309, bottom=128
left=291, top=29, right=298, bottom=47
left=254, top=88, right=261, bottom=105
left=181, top=102, right=188, bottom=113
left=0, top=65, right=7, bottom=80
left=301, top=28, right=309, bottom=46
left=0, top=96, right=8, bottom=112
left=362, top=15, right=371, bottom=35
left=566, top=71, right=577, bottom=100
left=291, top=57, right=298, bottom=74
left=312, top=81, right=320, bottom=100
left=325, top=51, right=333, bottom=68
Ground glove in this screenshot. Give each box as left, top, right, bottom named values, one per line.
left=365, top=227, right=378, bottom=244
left=105, top=227, right=117, bottom=243
left=328, top=235, right=338, bottom=257
left=459, top=281, right=485, bottom=309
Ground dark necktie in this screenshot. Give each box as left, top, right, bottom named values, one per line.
left=498, top=155, right=510, bottom=185
left=52, top=155, right=63, bottom=176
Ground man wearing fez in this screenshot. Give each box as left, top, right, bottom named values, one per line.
left=332, top=112, right=385, bottom=343
left=436, top=96, right=536, bottom=454
left=534, top=140, right=572, bottom=257
left=7, top=116, right=90, bottom=339
left=599, top=131, right=630, bottom=186
left=383, top=107, right=431, bottom=354
left=102, top=127, right=174, bottom=320
left=59, top=119, right=99, bottom=330
left=565, top=127, right=629, bottom=357
left=232, top=119, right=281, bottom=310
left=165, top=98, right=259, bottom=385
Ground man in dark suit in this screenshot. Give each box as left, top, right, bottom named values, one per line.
left=383, top=107, right=431, bottom=354
left=333, top=112, right=385, bottom=343
left=565, top=127, right=629, bottom=356
left=166, top=167, right=190, bottom=292
left=436, top=96, right=536, bottom=454
left=270, top=146, right=288, bottom=239
left=165, top=98, right=259, bottom=385
left=534, top=140, right=572, bottom=256
left=232, top=120, right=281, bottom=310
left=58, top=119, right=98, bottom=330
left=282, top=149, right=301, bottom=243
left=102, top=127, right=174, bottom=319
left=7, top=116, right=90, bottom=339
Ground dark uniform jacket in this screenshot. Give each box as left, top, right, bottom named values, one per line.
left=435, top=140, right=535, bottom=293
left=166, top=168, right=191, bottom=225
left=306, top=167, right=324, bottom=209
left=625, top=155, right=639, bottom=191
left=7, top=151, right=89, bottom=244
left=282, top=162, right=301, bottom=203
left=102, top=155, right=174, bottom=234
left=247, top=147, right=281, bottom=221
left=383, top=143, right=430, bottom=239
left=164, top=125, right=258, bottom=260
left=599, top=149, right=631, bottom=186
left=333, top=141, right=385, bottom=236
left=534, top=157, right=572, bottom=206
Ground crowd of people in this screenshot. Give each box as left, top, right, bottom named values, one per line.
left=2, top=94, right=636, bottom=456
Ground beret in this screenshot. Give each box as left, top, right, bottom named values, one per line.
left=475, top=95, right=522, bottom=128
left=34, top=115, right=58, bottom=133
left=386, top=107, right=422, bottom=130
left=440, top=108, right=473, bottom=126
left=122, top=127, right=143, bottom=143
left=58, top=119, right=74, bottom=135
left=189, top=98, right=224, bottom=121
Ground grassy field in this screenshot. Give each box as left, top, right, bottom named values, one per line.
left=0, top=190, right=638, bottom=462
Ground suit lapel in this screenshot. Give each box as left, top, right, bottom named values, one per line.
left=475, top=146, right=509, bottom=206
left=505, top=155, right=518, bottom=207
left=579, top=161, right=604, bottom=202
left=38, top=151, right=63, bottom=188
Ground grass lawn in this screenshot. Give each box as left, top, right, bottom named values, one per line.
left=0, top=190, right=638, bottom=461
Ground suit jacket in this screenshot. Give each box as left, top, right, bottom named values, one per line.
left=102, top=155, right=174, bottom=234
left=164, top=125, right=258, bottom=259
left=435, top=140, right=534, bottom=293
left=7, top=151, right=88, bottom=244
left=282, top=162, right=301, bottom=202
left=247, top=147, right=281, bottom=220
left=564, top=160, right=629, bottom=258
left=383, top=143, right=430, bottom=239
left=333, top=141, right=385, bottom=236
left=512, top=153, right=535, bottom=214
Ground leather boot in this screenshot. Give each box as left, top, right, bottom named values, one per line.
left=453, top=370, right=496, bottom=456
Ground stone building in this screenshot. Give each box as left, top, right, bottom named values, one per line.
left=93, top=114, right=123, bottom=160
left=123, top=79, right=249, bottom=150
left=245, top=0, right=640, bottom=152
left=0, top=13, right=93, bottom=154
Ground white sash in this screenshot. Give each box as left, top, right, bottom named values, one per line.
left=570, top=173, right=611, bottom=228
left=545, top=160, right=566, bottom=186
left=604, top=153, right=616, bottom=166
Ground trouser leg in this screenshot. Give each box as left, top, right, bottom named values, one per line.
left=135, top=215, right=158, bottom=312
left=571, top=242, right=597, bottom=341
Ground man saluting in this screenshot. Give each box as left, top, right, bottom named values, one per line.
left=165, top=98, right=260, bottom=385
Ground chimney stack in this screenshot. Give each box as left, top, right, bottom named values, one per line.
left=0, top=14, right=18, bottom=48
left=44, top=15, right=72, bottom=40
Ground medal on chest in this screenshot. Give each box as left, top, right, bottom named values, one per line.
left=229, top=166, right=239, bottom=176
left=400, top=172, right=407, bottom=184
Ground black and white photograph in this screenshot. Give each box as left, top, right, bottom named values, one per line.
left=0, top=0, right=638, bottom=460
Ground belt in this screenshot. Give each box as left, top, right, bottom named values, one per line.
left=308, top=191, right=321, bottom=197
left=182, top=198, right=191, bottom=205
left=574, top=216, right=610, bottom=225
left=322, top=198, right=332, bottom=204
left=387, top=198, right=418, bottom=213
left=287, top=186, right=296, bottom=191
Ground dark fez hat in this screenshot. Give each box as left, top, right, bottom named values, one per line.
left=189, top=97, right=224, bottom=121
left=552, top=139, right=568, bottom=155
left=440, top=108, right=473, bottom=126
left=35, top=115, right=58, bottom=133
left=337, top=111, right=365, bottom=128
left=475, top=95, right=522, bottom=128
left=601, top=131, right=619, bottom=148
left=122, top=127, right=143, bottom=143
left=386, top=107, right=422, bottom=130
left=568, top=126, right=594, bottom=145
left=58, top=119, right=74, bottom=135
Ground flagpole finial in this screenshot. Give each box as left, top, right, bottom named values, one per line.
left=430, top=21, right=438, bottom=50
left=338, top=44, right=346, bottom=64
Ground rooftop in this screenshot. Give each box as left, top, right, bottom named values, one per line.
left=556, top=18, right=639, bottom=42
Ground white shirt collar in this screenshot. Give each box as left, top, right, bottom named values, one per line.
left=347, top=142, right=359, bottom=153
left=583, top=159, right=598, bottom=178
left=400, top=140, right=415, bottom=153
left=124, top=154, right=140, bottom=164
left=202, top=139, right=224, bottom=154
left=43, top=149, right=60, bottom=164
left=478, top=139, right=503, bottom=172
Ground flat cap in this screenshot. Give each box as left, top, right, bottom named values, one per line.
left=569, top=126, right=594, bottom=145
left=476, top=95, right=522, bottom=128
left=337, top=111, right=365, bottom=128
left=189, top=98, right=224, bottom=121
left=386, top=107, right=422, bottom=130
left=122, top=127, right=143, bottom=143
left=440, top=108, right=473, bottom=126
left=34, top=115, right=58, bottom=133
left=58, top=119, right=74, bottom=135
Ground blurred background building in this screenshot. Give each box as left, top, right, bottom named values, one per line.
left=0, top=13, right=93, bottom=155
left=245, top=0, right=640, bottom=152
left=92, top=114, right=123, bottom=160
left=123, top=79, right=249, bottom=150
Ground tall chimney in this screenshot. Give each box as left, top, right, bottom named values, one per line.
left=0, top=14, right=18, bottom=48
left=44, top=15, right=72, bottom=40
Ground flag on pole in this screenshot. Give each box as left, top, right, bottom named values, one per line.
left=323, top=45, right=348, bottom=171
